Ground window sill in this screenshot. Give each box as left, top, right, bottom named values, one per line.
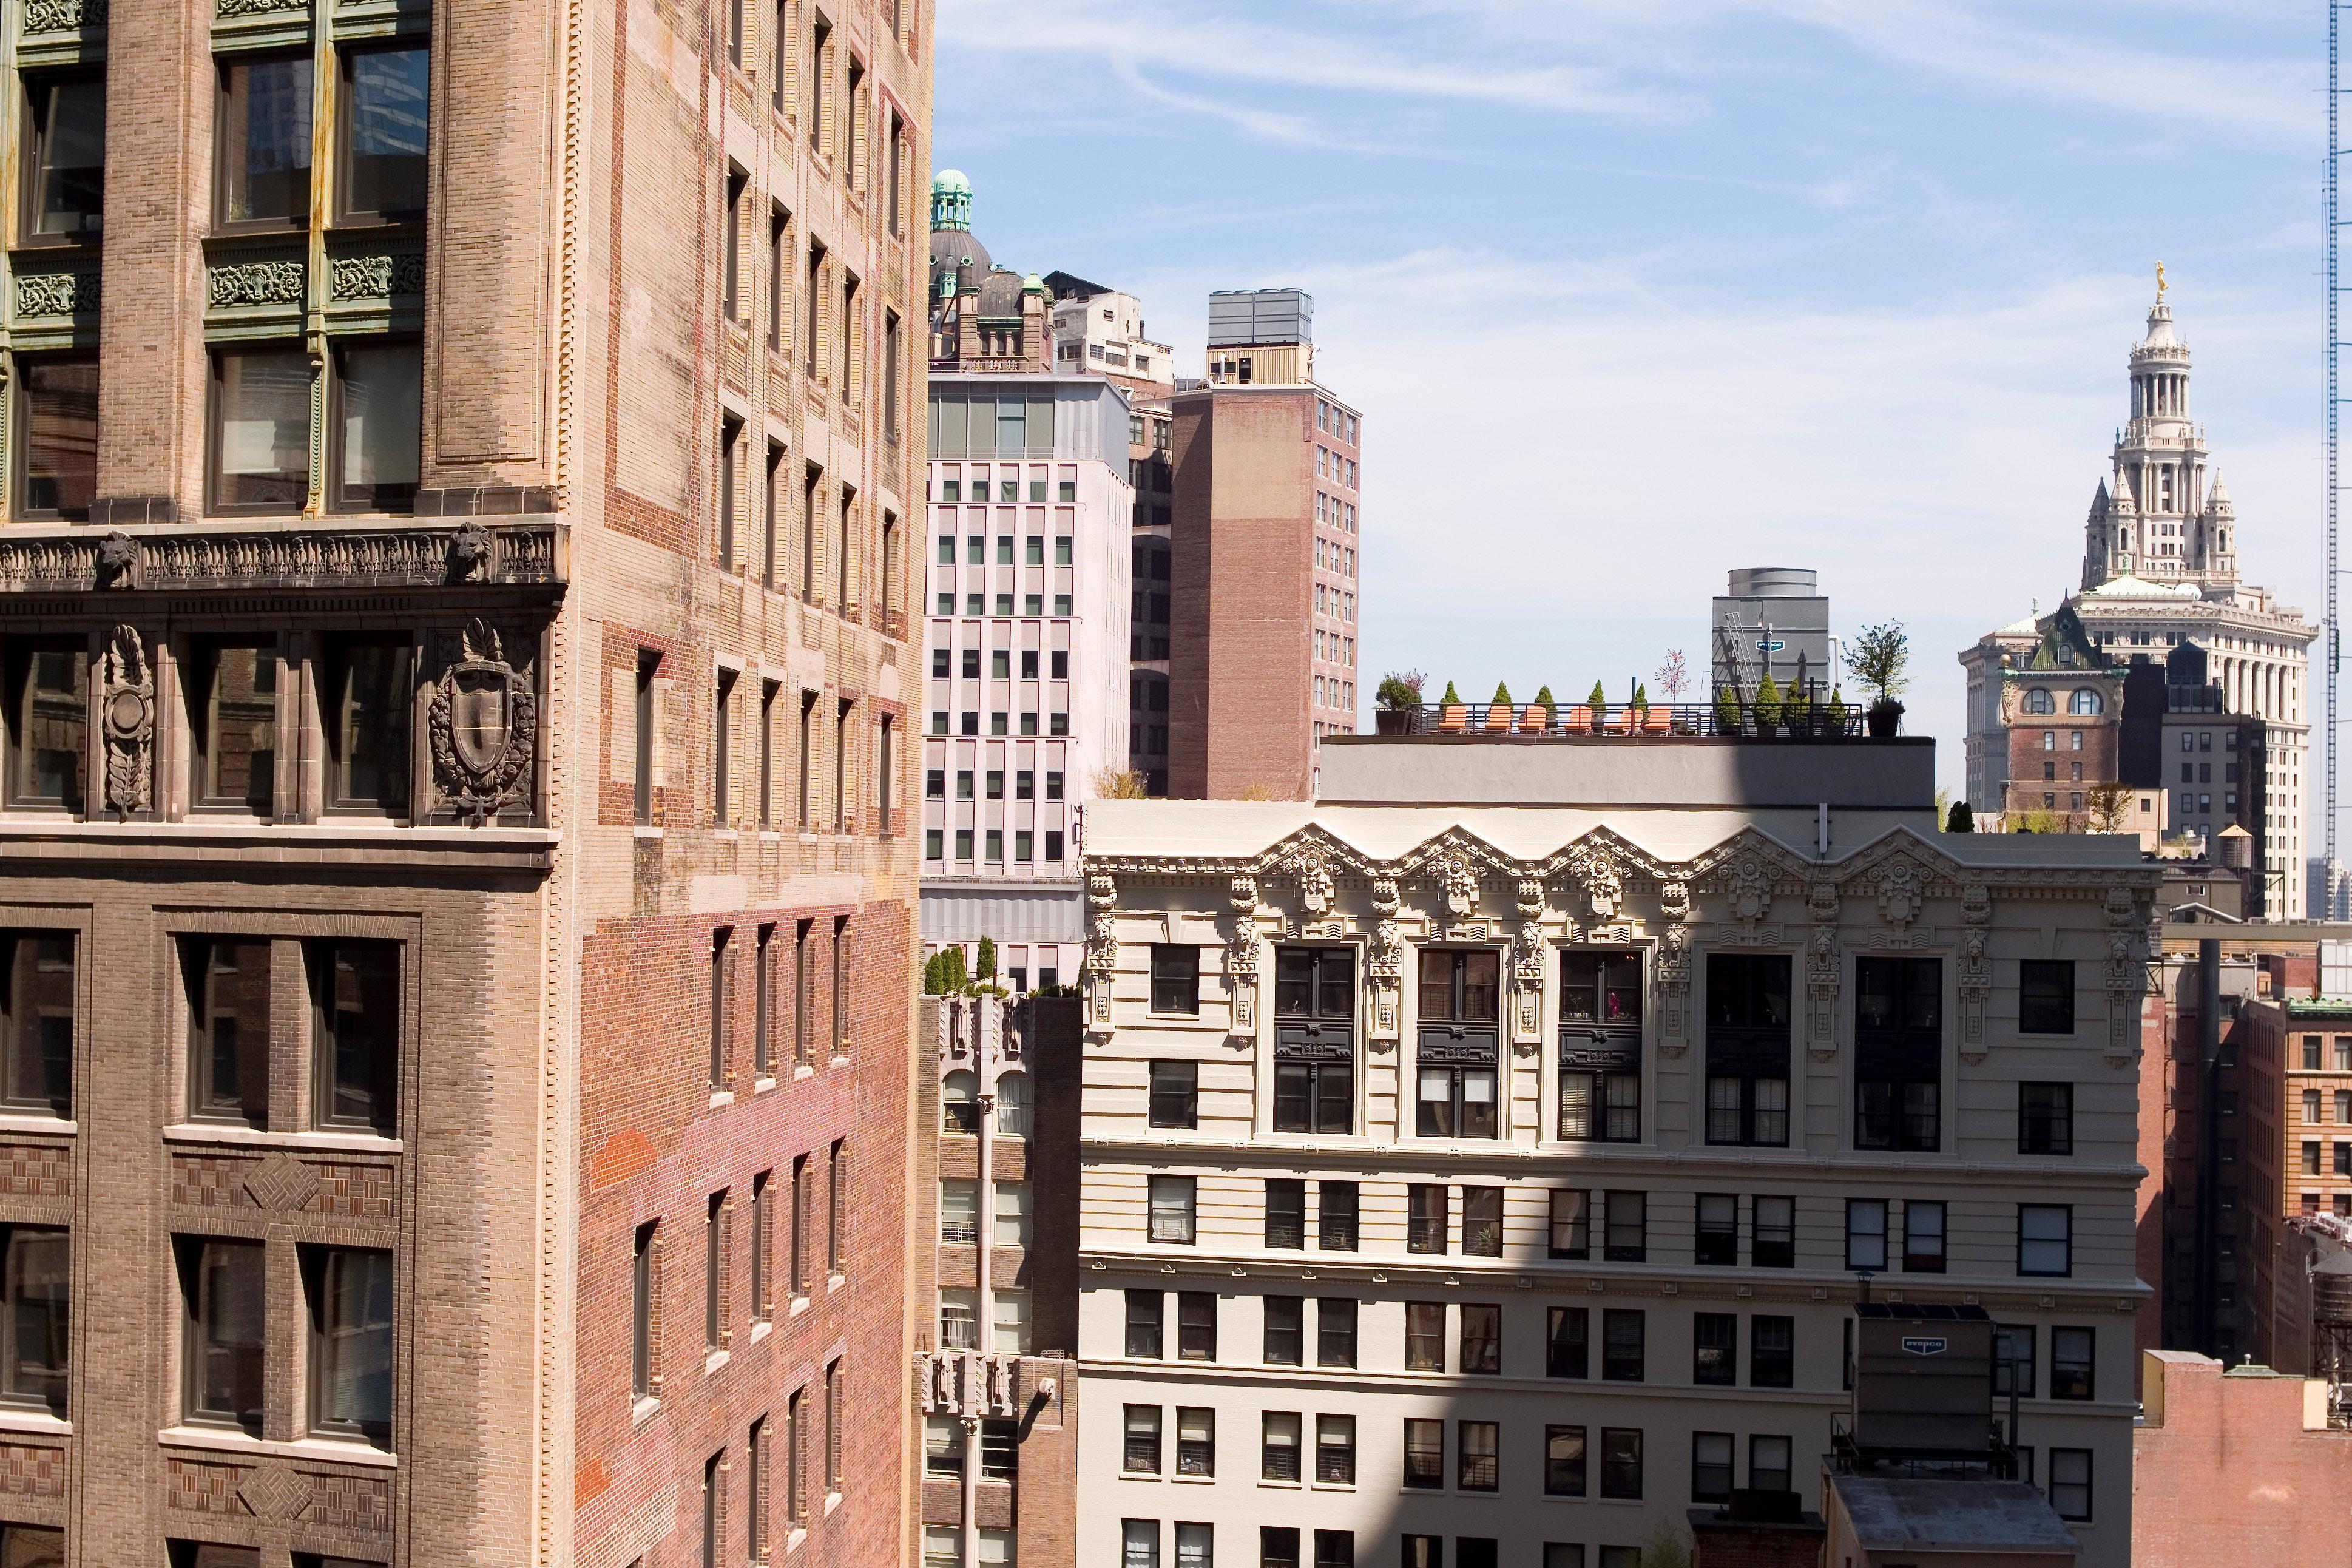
left=749, top=1319, right=773, bottom=1346
left=632, top=1394, right=661, bottom=1427
left=634, top=825, right=663, bottom=838
left=710, top=1090, right=735, bottom=1109
left=755, top=1076, right=778, bottom=1094
left=790, top=1296, right=813, bottom=1318
left=158, top=1425, right=396, bottom=1468
left=1169, top=1473, right=1216, bottom=1485
left=0, top=1408, right=67, bottom=1436
left=1257, top=1478, right=1302, bottom=1489
left=163, top=1124, right=401, bottom=1155
left=0, top=1113, right=72, bottom=1135
left=1309, top=1481, right=1356, bottom=1493
left=706, top=1348, right=729, bottom=1376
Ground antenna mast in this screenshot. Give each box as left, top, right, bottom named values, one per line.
left=2331, top=3, right=2344, bottom=890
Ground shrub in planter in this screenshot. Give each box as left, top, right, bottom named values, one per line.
left=1827, top=686, right=1850, bottom=731
left=1532, top=684, right=1556, bottom=726
left=1752, top=674, right=1783, bottom=732
left=1865, top=698, right=1904, bottom=738
left=1782, top=687, right=1812, bottom=734
left=1945, top=800, right=1975, bottom=833
left=1714, top=685, right=1742, bottom=734
left=1376, top=671, right=1425, bottom=711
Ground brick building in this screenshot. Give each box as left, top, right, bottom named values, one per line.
left=0, top=1, right=930, bottom=1564
left=1166, top=290, right=1362, bottom=800
left=2132, top=1350, right=2352, bottom=1568
left=1077, top=731, right=2151, bottom=1568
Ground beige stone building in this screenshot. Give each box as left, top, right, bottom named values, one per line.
left=1076, top=735, right=2151, bottom=1568
left=0, top=0, right=930, bottom=1564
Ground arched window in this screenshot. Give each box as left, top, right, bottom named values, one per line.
left=2024, top=689, right=2055, bottom=715
left=2069, top=689, right=2103, bottom=716
left=943, top=1070, right=979, bottom=1134
left=996, top=1070, right=1032, bottom=1138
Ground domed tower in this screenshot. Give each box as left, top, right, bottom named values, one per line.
left=927, top=170, right=993, bottom=366
left=2083, top=271, right=2222, bottom=590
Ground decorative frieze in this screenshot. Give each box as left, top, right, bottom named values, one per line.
left=329, top=251, right=427, bottom=302
left=12, top=271, right=97, bottom=319
left=216, top=0, right=305, bottom=15
left=207, top=258, right=305, bottom=309
left=22, top=0, right=105, bottom=32
left=0, top=522, right=566, bottom=593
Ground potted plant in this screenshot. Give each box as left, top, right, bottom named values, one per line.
left=1850, top=619, right=1910, bottom=737
left=1586, top=678, right=1608, bottom=731
left=1438, top=680, right=1468, bottom=733
left=1713, top=684, right=1742, bottom=735
left=1782, top=683, right=1812, bottom=735
left=1524, top=683, right=1556, bottom=733
left=1752, top=674, right=1783, bottom=735
left=1827, top=685, right=1850, bottom=734
left=1375, top=669, right=1425, bottom=734
left=1486, top=680, right=1513, bottom=733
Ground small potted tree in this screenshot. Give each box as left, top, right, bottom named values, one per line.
left=1850, top=619, right=1911, bottom=737
left=1438, top=680, right=1468, bottom=733
left=1375, top=669, right=1425, bottom=734
left=1827, top=685, right=1851, bottom=734
left=1713, top=683, right=1743, bottom=735
left=1752, top=673, right=1783, bottom=735
left=1524, top=683, right=1555, bottom=734
left=1586, top=678, right=1609, bottom=732
left=1485, top=680, right=1513, bottom=733
left=1782, top=681, right=1813, bottom=736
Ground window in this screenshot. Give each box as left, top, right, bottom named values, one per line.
left=1847, top=1200, right=1888, bottom=1271
left=1175, top=1524, right=1212, bottom=1568
left=938, top=1180, right=977, bottom=1245
left=1312, top=1533, right=1352, bottom=1568
left=996, top=1071, right=1030, bottom=1136
left=634, top=654, right=660, bottom=824
left=322, top=636, right=412, bottom=813
left=1546, top=1306, right=1589, bottom=1378
left=21, top=73, right=102, bottom=240
left=1406, top=1184, right=1448, bottom=1255
left=0, top=1527, right=58, bottom=1567
left=1151, top=946, right=1199, bottom=1014
left=1754, top=1195, right=1794, bottom=1267
left=2019, top=961, right=2075, bottom=1034
left=0, top=934, right=69, bottom=1120
left=1694, top=1312, right=1735, bottom=1386
left=1549, top=1189, right=1590, bottom=1259
left=1263, top=1295, right=1303, bottom=1365
left=1751, top=1315, right=1794, bottom=1388
left=2048, top=1448, right=2092, bottom=1521
left=310, top=940, right=399, bottom=1134
left=1405, top=1302, right=1445, bottom=1371
left=2020, top=1082, right=2073, bottom=1155
left=186, top=638, right=279, bottom=815
left=1402, top=1418, right=1442, bottom=1488
left=1691, top=1432, right=1733, bottom=1505
left=209, top=346, right=312, bottom=513
left=1314, top=1414, right=1354, bottom=1483
left=1265, top=1181, right=1306, bottom=1249
left=703, top=1191, right=728, bottom=1348
left=1149, top=1177, right=1195, bottom=1244
left=1601, top=1308, right=1644, bottom=1382
left=2051, top=1326, right=2094, bottom=1400
left=1319, top=1182, right=1358, bottom=1250
left=768, top=206, right=793, bottom=353
left=826, top=1139, right=846, bottom=1272
left=1903, top=1200, right=1945, bottom=1273
left=1125, top=1291, right=1163, bottom=1358
left=1751, top=1434, right=1793, bottom=1495
left=0, top=1228, right=67, bottom=1414
left=16, top=354, right=98, bottom=521
left=1604, top=1190, right=1646, bottom=1262
left=632, top=1221, right=655, bottom=1398
left=1558, top=950, right=1642, bottom=1140
left=1124, top=1405, right=1161, bottom=1473
left=1994, top=1325, right=2035, bottom=1398
left=215, top=55, right=311, bottom=227
left=184, top=1236, right=266, bottom=1432
left=708, top=929, right=735, bottom=1087
left=748, top=1172, right=770, bottom=1318
left=1273, top=947, right=1354, bottom=1135
left=2069, top=688, right=2103, bottom=716
left=1176, top=1407, right=1215, bottom=1476
left=337, top=45, right=430, bottom=221
left=1177, top=1291, right=1216, bottom=1361
left=1458, top=1421, right=1498, bottom=1491
left=306, top=1246, right=393, bottom=1442
left=1317, top=1297, right=1357, bottom=1367
left=1416, top=949, right=1499, bottom=1138
left=1705, top=954, right=1790, bottom=1146
left=1462, top=1187, right=1502, bottom=1256
left=1695, top=1194, right=1737, bottom=1266
left=822, top=1359, right=842, bottom=1493
left=2019, top=1205, right=2072, bottom=1276
left=1124, top=1522, right=1159, bottom=1568
left=186, top=936, right=271, bottom=1127
left=1262, top=1412, right=1302, bottom=1480
left=1599, top=1428, right=1642, bottom=1499
left=1149, top=1059, right=1198, bottom=1130
left=1854, top=958, right=1941, bottom=1151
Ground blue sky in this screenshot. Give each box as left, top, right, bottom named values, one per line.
left=935, top=0, right=2328, bottom=822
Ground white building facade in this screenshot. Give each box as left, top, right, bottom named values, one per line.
left=922, top=373, right=1134, bottom=987
left=1073, top=742, right=2150, bottom=1568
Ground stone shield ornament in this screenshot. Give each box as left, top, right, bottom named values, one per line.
left=428, top=620, right=536, bottom=823
left=101, top=625, right=152, bottom=817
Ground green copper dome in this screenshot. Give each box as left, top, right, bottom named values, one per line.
left=931, top=169, right=973, bottom=231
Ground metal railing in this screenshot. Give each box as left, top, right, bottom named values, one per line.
left=1387, top=684, right=1870, bottom=739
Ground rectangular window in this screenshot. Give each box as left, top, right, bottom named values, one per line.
left=1262, top=1413, right=1302, bottom=1482
left=1751, top=1435, right=1793, bottom=1495
left=16, top=354, right=98, bottom=521
left=322, top=635, right=413, bottom=814
left=823, top=1359, right=842, bottom=1492
left=634, top=654, right=659, bottom=824
left=632, top=1220, right=655, bottom=1398
left=1754, top=1195, right=1795, bottom=1267
left=1313, top=1533, right=1352, bottom=1568
left=1175, top=1407, right=1215, bottom=1477
left=1546, top=1306, right=1589, bottom=1379
left=190, top=638, right=279, bottom=814
left=826, top=1139, right=846, bottom=1272
left=1461, top=1187, right=1502, bottom=1256
left=2020, top=961, right=2075, bottom=1033
left=716, top=417, right=743, bottom=569
left=1847, top=1199, right=1888, bottom=1271
left=186, top=936, right=271, bottom=1128
left=21, top=73, right=103, bottom=240
left=1705, top=953, right=1791, bottom=1146
left=769, top=207, right=792, bottom=353
left=1854, top=957, right=1941, bottom=1152
left=752, top=925, right=774, bottom=1076
left=1273, top=947, right=1355, bottom=1135
left=722, top=163, right=747, bottom=321
left=1459, top=1303, right=1501, bottom=1374
left=2049, top=1448, right=2092, bottom=1521
left=0, top=1228, right=67, bottom=1414
left=1904, top=1200, right=1946, bottom=1273
left=1995, top=1325, right=2036, bottom=1399
left=1691, top=1432, right=1733, bottom=1505
left=1544, top=1425, right=1587, bottom=1497
left=1751, top=1314, right=1794, bottom=1388
left=1405, top=1301, right=1445, bottom=1372
left=1601, top=1308, right=1644, bottom=1382
left=1406, top=1184, right=1447, bottom=1255
left=1123, top=1405, right=1161, bottom=1473
left=209, top=345, right=312, bottom=513
left=2050, top=1326, right=2094, bottom=1400
left=1693, top=1312, right=1735, bottom=1386
left=749, top=1171, right=769, bottom=1317
left=1695, top=1194, right=1737, bottom=1266
left=1125, top=1290, right=1163, bottom=1358
left=1314, top=1414, right=1354, bottom=1484
left=1317, top=1297, right=1357, bottom=1367
left=1265, top=1181, right=1305, bottom=1249
left=1262, top=1295, right=1302, bottom=1365
left=2019, top=1205, right=2072, bottom=1277
left=0, top=935, right=70, bottom=1120
left=1151, top=946, right=1199, bottom=1014
left=1598, top=1428, right=1642, bottom=1500
left=215, top=55, right=312, bottom=228
left=1177, top=1291, right=1215, bottom=1361
left=309, top=939, right=399, bottom=1134
left=1558, top=949, right=1642, bottom=1141
left=306, top=1245, right=393, bottom=1442
left=1549, top=1189, right=1590, bottom=1259
left=1604, top=1190, right=1646, bottom=1262
left=704, top=1191, right=727, bottom=1348
left=184, top=1236, right=266, bottom=1432
left=2020, top=1082, right=2074, bottom=1155
left=1148, top=1060, right=1197, bottom=1129
left=709, top=929, right=735, bottom=1087
left=1318, top=1182, right=1358, bottom=1250
left=336, top=44, right=428, bottom=221
left=4, top=643, right=84, bottom=814
left=1149, top=1176, right=1195, bottom=1244
left=1458, top=1419, right=1499, bottom=1492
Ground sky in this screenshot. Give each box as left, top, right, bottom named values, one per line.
left=933, top=0, right=2331, bottom=830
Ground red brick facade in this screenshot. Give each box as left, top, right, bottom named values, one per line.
left=2133, top=1351, right=2352, bottom=1568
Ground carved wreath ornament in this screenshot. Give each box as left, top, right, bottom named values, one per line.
left=427, top=620, right=535, bottom=823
